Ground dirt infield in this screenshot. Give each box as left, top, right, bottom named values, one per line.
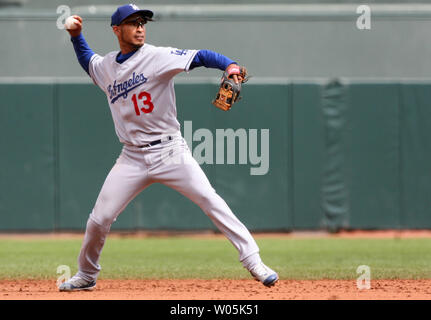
left=1, top=279, right=431, bottom=300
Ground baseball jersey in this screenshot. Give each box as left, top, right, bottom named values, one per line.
left=88, top=44, right=198, bottom=146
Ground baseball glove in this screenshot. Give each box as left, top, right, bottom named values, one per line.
left=212, top=64, right=249, bottom=111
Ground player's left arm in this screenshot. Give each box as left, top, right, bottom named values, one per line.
left=189, top=50, right=245, bottom=84
left=189, top=50, right=236, bottom=71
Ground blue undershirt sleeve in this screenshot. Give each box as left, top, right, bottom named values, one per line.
left=70, top=33, right=95, bottom=75
left=189, top=50, right=236, bottom=71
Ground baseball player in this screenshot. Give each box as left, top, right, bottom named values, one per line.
left=59, top=4, right=278, bottom=291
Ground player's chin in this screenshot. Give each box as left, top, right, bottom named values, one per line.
left=133, top=37, right=145, bottom=46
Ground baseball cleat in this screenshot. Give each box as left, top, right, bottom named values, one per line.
left=249, top=262, right=279, bottom=287
left=58, top=275, right=96, bottom=292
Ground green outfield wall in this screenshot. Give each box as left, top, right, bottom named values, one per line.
left=0, top=79, right=430, bottom=232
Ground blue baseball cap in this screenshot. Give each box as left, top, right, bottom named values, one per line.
left=111, top=4, right=154, bottom=26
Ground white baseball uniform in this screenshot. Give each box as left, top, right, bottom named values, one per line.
left=76, top=43, right=262, bottom=282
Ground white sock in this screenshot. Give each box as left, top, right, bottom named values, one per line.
left=241, top=252, right=262, bottom=271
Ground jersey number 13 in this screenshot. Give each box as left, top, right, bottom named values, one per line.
left=131, top=91, right=154, bottom=115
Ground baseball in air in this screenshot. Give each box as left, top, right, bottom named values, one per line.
left=64, top=16, right=79, bottom=30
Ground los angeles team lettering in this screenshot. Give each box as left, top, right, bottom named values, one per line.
left=107, top=72, right=148, bottom=103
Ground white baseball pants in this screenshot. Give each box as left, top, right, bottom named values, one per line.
left=76, top=135, right=261, bottom=281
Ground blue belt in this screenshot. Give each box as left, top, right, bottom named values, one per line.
left=138, top=136, right=173, bottom=148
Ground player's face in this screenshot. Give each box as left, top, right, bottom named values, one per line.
left=113, top=14, right=147, bottom=52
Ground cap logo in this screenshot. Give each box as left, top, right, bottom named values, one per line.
left=130, top=4, right=139, bottom=10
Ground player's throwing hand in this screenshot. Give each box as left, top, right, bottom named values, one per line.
left=65, top=15, right=82, bottom=38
